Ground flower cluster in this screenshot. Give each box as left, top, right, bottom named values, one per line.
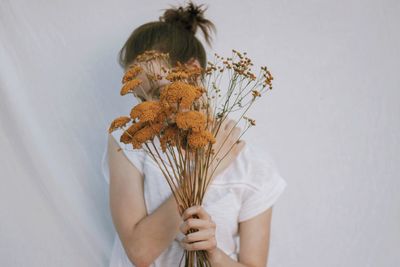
left=109, top=52, right=215, bottom=152
left=109, top=49, right=274, bottom=154
left=107, top=48, right=275, bottom=267
left=108, top=49, right=274, bottom=220
left=160, top=81, right=205, bottom=110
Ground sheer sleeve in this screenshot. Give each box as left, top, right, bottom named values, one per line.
left=101, top=129, right=147, bottom=184
left=238, top=146, right=288, bottom=222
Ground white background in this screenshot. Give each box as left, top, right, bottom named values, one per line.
left=0, top=0, right=399, bottom=266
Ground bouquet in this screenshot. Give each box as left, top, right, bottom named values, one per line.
left=108, top=49, right=273, bottom=267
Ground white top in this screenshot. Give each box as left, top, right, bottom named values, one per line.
left=101, top=128, right=287, bottom=266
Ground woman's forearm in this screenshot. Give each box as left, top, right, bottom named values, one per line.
left=209, top=247, right=250, bottom=267
left=127, top=193, right=182, bottom=266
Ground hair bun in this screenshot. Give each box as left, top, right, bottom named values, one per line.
left=159, top=1, right=216, bottom=45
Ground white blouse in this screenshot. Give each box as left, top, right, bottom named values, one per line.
left=101, top=128, right=287, bottom=266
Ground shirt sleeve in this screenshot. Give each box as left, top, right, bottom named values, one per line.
left=101, top=129, right=147, bottom=184
left=238, top=146, right=288, bottom=222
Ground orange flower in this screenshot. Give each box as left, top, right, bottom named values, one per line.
left=120, top=121, right=163, bottom=149
left=122, top=65, right=143, bottom=83
left=108, top=116, right=131, bottom=133
left=175, top=111, right=207, bottom=132
left=159, top=101, right=177, bottom=117
left=185, top=65, right=203, bottom=79
left=135, top=50, right=169, bottom=63
left=120, top=79, right=142, bottom=96
left=251, top=90, right=261, bottom=98
left=130, top=101, right=163, bottom=122
left=131, top=122, right=164, bottom=149
left=170, top=61, right=203, bottom=79
left=165, top=71, right=189, bottom=81
left=160, top=125, right=179, bottom=152
left=160, top=81, right=204, bottom=109
left=187, top=130, right=216, bottom=149
left=120, top=122, right=146, bottom=144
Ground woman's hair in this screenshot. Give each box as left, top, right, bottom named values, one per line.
left=118, top=1, right=216, bottom=70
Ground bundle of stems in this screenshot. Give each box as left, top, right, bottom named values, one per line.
left=108, top=49, right=274, bottom=267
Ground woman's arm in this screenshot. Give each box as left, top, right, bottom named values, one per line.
left=179, top=206, right=273, bottom=267
left=237, top=207, right=273, bottom=267
left=108, top=118, right=245, bottom=266
left=108, top=134, right=182, bottom=267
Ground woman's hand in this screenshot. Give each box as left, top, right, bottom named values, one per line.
left=179, top=205, right=218, bottom=257
left=209, top=118, right=246, bottom=180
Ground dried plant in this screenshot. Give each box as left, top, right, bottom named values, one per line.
left=108, top=49, right=274, bottom=266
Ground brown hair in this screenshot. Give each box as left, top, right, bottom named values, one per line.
left=118, top=1, right=216, bottom=70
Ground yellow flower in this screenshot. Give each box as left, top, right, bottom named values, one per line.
left=120, top=79, right=142, bottom=96
left=159, top=101, right=177, bottom=117
left=160, top=125, right=179, bottom=152
left=135, top=50, right=169, bottom=63
left=120, top=122, right=145, bottom=144
left=175, top=111, right=207, bottom=132
left=108, top=116, right=131, bottom=133
left=160, top=81, right=204, bottom=110
left=131, top=122, right=164, bottom=149
left=187, top=130, right=216, bottom=149
left=130, top=101, right=163, bottom=122
left=122, top=65, right=143, bottom=84
left=170, top=61, right=203, bottom=79
left=165, top=71, right=189, bottom=81
left=251, top=90, right=261, bottom=98
left=120, top=121, right=163, bottom=149
left=186, top=65, right=203, bottom=79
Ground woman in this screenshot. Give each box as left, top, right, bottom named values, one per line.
left=102, top=2, right=287, bottom=266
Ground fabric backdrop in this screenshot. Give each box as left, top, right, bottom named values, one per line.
left=0, top=0, right=399, bottom=266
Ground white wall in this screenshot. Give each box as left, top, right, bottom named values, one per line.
left=0, top=0, right=398, bottom=266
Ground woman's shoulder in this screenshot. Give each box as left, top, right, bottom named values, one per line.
left=109, top=128, right=147, bottom=154
left=229, top=141, right=288, bottom=222
left=108, top=128, right=148, bottom=174
left=211, top=141, right=283, bottom=188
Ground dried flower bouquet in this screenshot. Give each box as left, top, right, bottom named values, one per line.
left=108, top=49, right=273, bottom=267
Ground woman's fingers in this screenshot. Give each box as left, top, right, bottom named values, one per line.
left=219, top=118, right=229, bottom=130
left=222, top=119, right=242, bottom=142
left=180, top=218, right=216, bottom=235
left=179, top=206, right=218, bottom=252
left=234, top=140, right=246, bottom=154
left=179, top=227, right=218, bottom=252
left=181, top=205, right=210, bottom=221
left=224, top=119, right=236, bottom=131
left=230, top=125, right=242, bottom=140
left=180, top=238, right=217, bottom=252
left=182, top=228, right=215, bottom=243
